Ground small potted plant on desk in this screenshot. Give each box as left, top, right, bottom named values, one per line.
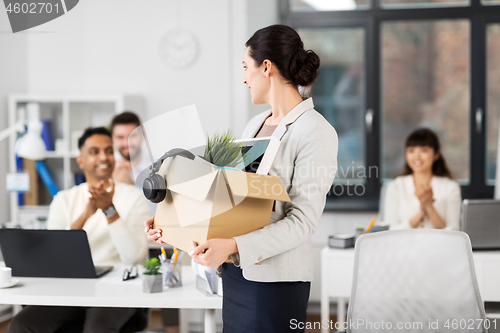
left=142, top=257, right=162, bottom=293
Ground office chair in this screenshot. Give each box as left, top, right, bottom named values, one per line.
left=346, top=230, right=486, bottom=333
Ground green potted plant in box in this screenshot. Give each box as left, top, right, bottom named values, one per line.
left=204, top=130, right=249, bottom=168
left=142, top=257, right=162, bottom=293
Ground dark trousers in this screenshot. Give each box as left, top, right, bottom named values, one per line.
left=8, top=305, right=137, bottom=333
left=160, top=308, right=179, bottom=326
left=221, top=263, right=310, bottom=333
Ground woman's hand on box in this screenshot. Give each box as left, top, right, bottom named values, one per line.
left=144, top=216, right=165, bottom=244
left=189, top=239, right=238, bottom=268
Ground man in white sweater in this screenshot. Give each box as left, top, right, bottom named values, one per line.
left=8, top=127, right=151, bottom=333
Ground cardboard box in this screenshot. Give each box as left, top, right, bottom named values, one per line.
left=154, top=155, right=291, bottom=253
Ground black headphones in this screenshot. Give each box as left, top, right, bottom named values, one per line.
left=142, top=148, right=196, bottom=204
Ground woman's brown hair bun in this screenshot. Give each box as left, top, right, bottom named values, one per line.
left=246, top=24, right=320, bottom=87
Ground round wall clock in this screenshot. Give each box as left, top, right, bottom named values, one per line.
left=158, top=29, right=199, bottom=69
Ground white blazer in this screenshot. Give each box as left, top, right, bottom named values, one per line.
left=233, top=98, right=338, bottom=282
left=385, top=175, right=462, bottom=231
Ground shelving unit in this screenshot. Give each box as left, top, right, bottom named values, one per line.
left=7, top=94, right=126, bottom=225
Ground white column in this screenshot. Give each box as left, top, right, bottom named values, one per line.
left=204, top=308, right=216, bottom=333
left=337, top=297, right=347, bottom=328
left=321, top=247, right=330, bottom=333
left=179, top=308, right=189, bottom=333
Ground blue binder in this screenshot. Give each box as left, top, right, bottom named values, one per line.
left=35, top=161, right=59, bottom=197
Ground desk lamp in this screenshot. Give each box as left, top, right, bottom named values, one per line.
left=1, top=103, right=46, bottom=228
left=0, top=103, right=46, bottom=160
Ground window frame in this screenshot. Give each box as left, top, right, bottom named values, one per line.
left=484, top=18, right=500, bottom=187
left=281, top=0, right=500, bottom=210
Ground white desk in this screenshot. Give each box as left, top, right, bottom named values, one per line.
left=0, top=266, right=222, bottom=333
left=321, top=246, right=500, bottom=333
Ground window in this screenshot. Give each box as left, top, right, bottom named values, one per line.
left=282, top=0, right=500, bottom=209
left=486, top=23, right=500, bottom=184
left=290, top=0, right=370, bottom=11
left=381, top=0, right=469, bottom=8
left=382, top=20, right=470, bottom=182
left=298, top=28, right=366, bottom=185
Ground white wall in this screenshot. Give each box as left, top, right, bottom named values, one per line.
left=22, top=0, right=248, bottom=137
left=246, top=0, right=281, bottom=119
left=0, top=10, right=28, bottom=225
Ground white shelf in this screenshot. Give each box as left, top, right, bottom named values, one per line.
left=44, top=151, right=79, bottom=159
left=8, top=94, right=127, bottom=222
left=8, top=94, right=125, bottom=104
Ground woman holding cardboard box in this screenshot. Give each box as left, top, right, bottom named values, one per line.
left=145, top=24, right=338, bottom=333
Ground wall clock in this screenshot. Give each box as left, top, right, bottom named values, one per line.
left=159, top=29, right=199, bottom=69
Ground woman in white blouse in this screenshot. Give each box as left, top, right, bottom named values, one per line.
left=385, top=128, right=461, bottom=230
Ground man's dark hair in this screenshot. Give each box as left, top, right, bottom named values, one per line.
left=78, top=127, right=112, bottom=149
left=111, top=111, right=141, bottom=132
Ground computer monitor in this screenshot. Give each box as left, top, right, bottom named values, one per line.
left=461, top=199, right=500, bottom=250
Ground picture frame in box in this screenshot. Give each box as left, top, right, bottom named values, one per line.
left=234, top=136, right=280, bottom=175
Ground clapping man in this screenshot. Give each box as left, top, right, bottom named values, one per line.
left=9, top=127, right=150, bottom=333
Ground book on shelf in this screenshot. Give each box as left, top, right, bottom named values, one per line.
left=41, top=119, right=55, bottom=151
left=35, top=161, right=59, bottom=198
left=16, top=156, right=24, bottom=206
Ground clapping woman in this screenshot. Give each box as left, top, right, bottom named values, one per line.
left=385, top=128, right=461, bottom=230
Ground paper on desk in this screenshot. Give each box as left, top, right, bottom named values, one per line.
left=191, top=260, right=219, bottom=294
left=133, top=104, right=206, bottom=162
left=127, top=105, right=207, bottom=182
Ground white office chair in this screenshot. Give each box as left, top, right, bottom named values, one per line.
left=347, top=230, right=486, bottom=333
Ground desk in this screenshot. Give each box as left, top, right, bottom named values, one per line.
left=0, top=266, right=222, bottom=333
left=321, top=246, right=500, bottom=333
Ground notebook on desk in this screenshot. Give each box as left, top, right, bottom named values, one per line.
left=0, top=229, right=112, bottom=278
left=461, top=199, right=500, bottom=250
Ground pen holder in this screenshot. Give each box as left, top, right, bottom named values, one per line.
left=162, top=261, right=182, bottom=288
left=355, top=227, right=365, bottom=243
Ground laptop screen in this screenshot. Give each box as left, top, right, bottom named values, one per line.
left=0, top=229, right=111, bottom=278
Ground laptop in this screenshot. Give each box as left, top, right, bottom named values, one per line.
left=0, top=229, right=112, bottom=278
left=461, top=199, right=500, bottom=250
